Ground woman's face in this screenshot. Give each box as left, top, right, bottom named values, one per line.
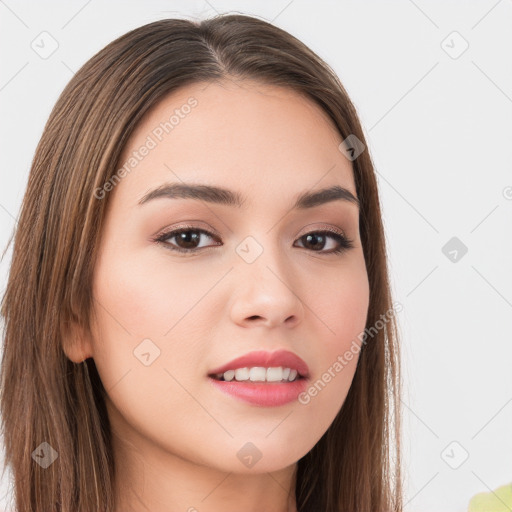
left=81, top=79, right=369, bottom=474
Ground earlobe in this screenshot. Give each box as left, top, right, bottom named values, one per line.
left=60, top=319, right=93, bottom=363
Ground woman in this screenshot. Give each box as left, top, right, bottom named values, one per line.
left=0, top=14, right=402, bottom=512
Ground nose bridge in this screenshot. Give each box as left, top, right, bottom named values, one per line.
left=235, top=232, right=291, bottom=287
left=229, top=231, right=304, bottom=326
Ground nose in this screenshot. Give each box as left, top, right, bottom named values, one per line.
left=229, top=245, right=305, bottom=329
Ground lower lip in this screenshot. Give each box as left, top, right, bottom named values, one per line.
left=208, top=377, right=309, bottom=407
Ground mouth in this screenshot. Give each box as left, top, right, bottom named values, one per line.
left=207, top=365, right=309, bottom=407
left=207, top=349, right=310, bottom=382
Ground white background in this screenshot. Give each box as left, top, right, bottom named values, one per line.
left=1, top=1, right=511, bottom=511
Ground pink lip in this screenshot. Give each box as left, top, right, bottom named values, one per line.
left=208, top=378, right=308, bottom=407
left=208, top=349, right=310, bottom=378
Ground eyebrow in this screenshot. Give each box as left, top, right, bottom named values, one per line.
left=138, top=182, right=359, bottom=210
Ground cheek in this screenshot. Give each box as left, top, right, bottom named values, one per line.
left=88, top=245, right=208, bottom=397
left=91, top=245, right=210, bottom=341
left=298, top=256, right=369, bottom=414
left=310, top=254, right=370, bottom=354
left=88, top=248, right=213, bottom=455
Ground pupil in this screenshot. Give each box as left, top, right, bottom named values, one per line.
left=177, top=231, right=199, bottom=249
left=304, top=233, right=324, bottom=250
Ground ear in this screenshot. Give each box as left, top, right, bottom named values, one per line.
left=60, top=318, right=94, bottom=363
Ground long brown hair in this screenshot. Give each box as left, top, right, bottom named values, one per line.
left=0, top=14, right=402, bottom=512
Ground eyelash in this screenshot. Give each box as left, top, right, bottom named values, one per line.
left=152, top=224, right=355, bottom=256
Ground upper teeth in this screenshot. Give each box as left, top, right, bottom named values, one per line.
left=215, top=367, right=299, bottom=382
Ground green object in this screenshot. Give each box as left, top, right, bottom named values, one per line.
left=468, top=483, right=512, bottom=512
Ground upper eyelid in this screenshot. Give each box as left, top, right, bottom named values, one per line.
left=155, top=226, right=219, bottom=241
left=155, top=223, right=348, bottom=235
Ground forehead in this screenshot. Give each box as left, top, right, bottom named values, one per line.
left=114, top=79, right=356, bottom=208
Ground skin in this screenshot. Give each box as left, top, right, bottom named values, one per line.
left=65, top=78, right=370, bottom=512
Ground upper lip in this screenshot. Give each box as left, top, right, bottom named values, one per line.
left=208, top=349, right=310, bottom=379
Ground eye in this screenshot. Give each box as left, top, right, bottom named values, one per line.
left=153, top=226, right=220, bottom=254
left=294, top=229, right=355, bottom=254
left=153, top=226, right=354, bottom=255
